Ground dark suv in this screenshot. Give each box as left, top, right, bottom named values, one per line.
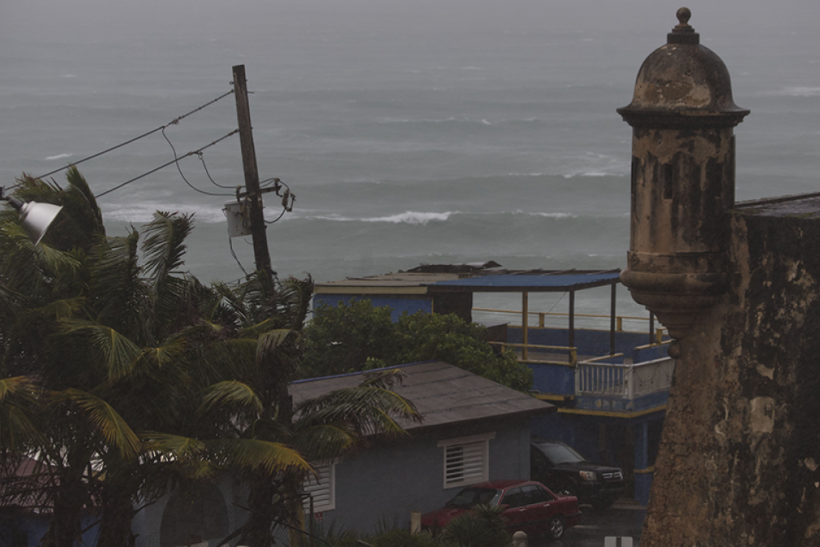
left=530, top=438, right=625, bottom=510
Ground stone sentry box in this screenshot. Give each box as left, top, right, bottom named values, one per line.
left=617, top=7, right=748, bottom=357
left=617, top=8, right=820, bottom=547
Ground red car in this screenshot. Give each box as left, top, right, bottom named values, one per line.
left=421, top=479, right=582, bottom=540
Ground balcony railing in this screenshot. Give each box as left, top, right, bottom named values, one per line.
left=577, top=356, right=674, bottom=399
left=473, top=306, right=664, bottom=336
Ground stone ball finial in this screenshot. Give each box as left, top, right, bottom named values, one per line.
left=673, top=7, right=694, bottom=34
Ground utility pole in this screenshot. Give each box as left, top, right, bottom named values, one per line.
left=232, top=64, right=273, bottom=282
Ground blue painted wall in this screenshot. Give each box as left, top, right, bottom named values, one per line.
left=0, top=513, right=48, bottom=547
left=531, top=410, right=666, bottom=507
left=0, top=513, right=98, bottom=547
left=527, top=363, right=575, bottom=396
left=318, top=418, right=531, bottom=534
left=314, top=294, right=433, bottom=322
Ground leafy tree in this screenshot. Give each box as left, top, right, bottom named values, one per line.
left=301, top=300, right=533, bottom=392
left=199, top=279, right=421, bottom=547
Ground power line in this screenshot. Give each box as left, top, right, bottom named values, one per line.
left=95, top=129, right=239, bottom=199
left=35, top=88, right=235, bottom=180
left=161, top=126, right=235, bottom=197
left=198, top=152, right=236, bottom=190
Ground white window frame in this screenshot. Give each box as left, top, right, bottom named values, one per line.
left=437, top=432, right=496, bottom=489
left=303, top=460, right=336, bottom=512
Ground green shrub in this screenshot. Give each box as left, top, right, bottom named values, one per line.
left=439, top=504, right=510, bottom=547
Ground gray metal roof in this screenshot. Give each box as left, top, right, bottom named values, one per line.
left=289, top=361, right=554, bottom=432
left=425, top=272, right=620, bottom=293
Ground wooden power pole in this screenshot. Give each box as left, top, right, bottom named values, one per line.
left=232, top=64, right=273, bottom=281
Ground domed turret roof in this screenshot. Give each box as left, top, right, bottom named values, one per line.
left=618, top=8, right=749, bottom=128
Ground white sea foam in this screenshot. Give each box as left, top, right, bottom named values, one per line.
left=363, top=211, right=454, bottom=225
left=530, top=212, right=575, bottom=219
left=304, top=212, right=453, bottom=225
left=45, top=153, right=72, bottom=161
left=103, top=203, right=227, bottom=224
left=58, top=74, right=76, bottom=79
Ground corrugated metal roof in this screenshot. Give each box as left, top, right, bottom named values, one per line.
left=314, top=272, right=461, bottom=291
left=426, top=272, right=620, bottom=292
left=289, top=361, right=554, bottom=431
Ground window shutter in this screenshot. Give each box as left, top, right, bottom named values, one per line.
left=444, top=440, right=487, bottom=488
left=303, top=461, right=335, bottom=512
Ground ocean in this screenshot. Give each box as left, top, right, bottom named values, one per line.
left=2, top=0, right=819, bottom=327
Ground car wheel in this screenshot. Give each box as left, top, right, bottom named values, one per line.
left=547, top=516, right=565, bottom=540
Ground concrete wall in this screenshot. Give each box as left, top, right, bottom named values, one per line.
left=316, top=417, right=531, bottom=534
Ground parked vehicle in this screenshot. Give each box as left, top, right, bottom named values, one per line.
left=530, top=438, right=626, bottom=510
left=420, top=479, right=582, bottom=540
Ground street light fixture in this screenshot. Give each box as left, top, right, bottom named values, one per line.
left=0, top=188, right=63, bottom=245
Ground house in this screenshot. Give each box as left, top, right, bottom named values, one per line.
left=132, top=360, right=552, bottom=545
left=314, top=266, right=672, bottom=506
left=289, top=360, right=554, bottom=533
left=0, top=458, right=99, bottom=547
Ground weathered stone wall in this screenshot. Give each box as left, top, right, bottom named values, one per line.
left=642, top=200, right=820, bottom=546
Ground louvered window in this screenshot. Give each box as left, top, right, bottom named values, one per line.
left=438, top=433, right=495, bottom=489
left=303, top=461, right=335, bottom=512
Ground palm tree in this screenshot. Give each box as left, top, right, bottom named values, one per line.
left=0, top=170, right=422, bottom=547
left=193, top=275, right=422, bottom=547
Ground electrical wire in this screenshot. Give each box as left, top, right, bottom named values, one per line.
left=95, top=129, right=238, bottom=199
left=198, top=152, right=237, bottom=190
left=265, top=208, right=288, bottom=225
left=161, top=126, right=235, bottom=197
left=228, top=235, right=249, bottom=278
left=35, top=88, right=235, bottom=180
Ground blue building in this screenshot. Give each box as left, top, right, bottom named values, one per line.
left=314, top=264, right=672, bottom=506
left=130, top=361, right=552, bottom=544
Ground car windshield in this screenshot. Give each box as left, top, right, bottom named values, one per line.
left=535, top=441, right=586, bottom=465
left=444, top=487, right=502, bottom=508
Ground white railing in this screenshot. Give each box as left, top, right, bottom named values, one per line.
left=630, top=357, right=675, bottom=398
left=576, top=357, right=674, bottom=399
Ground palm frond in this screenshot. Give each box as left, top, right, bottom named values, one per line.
left=141, top=432, right=206, bottom=459
left=257, top=329, right=298, bottom=363
left=296, top=384, right=421, bottom=429
left=276, top=276, right=314, bottom=328
left=60, top=319, right=143, bottom=381
left=64, top=166, right=105, bottom=236
left=33, top=297, right=86, bottom=320
left=0, top=376, right=36, bottom=403
left=206, top=438, right=311, bottom=475
left=199, top=381, right=263, bottom=415
left=139, top=338, right=187, bottom=370
left=0, top=376, right=43, bottom=455
left=141, top=211, right=193, bottom=287
left=290, top=423, right=359, bottom=461
left=55, top=388, right=141, bottom=459
left=90, top=231, right=147, bottom=335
